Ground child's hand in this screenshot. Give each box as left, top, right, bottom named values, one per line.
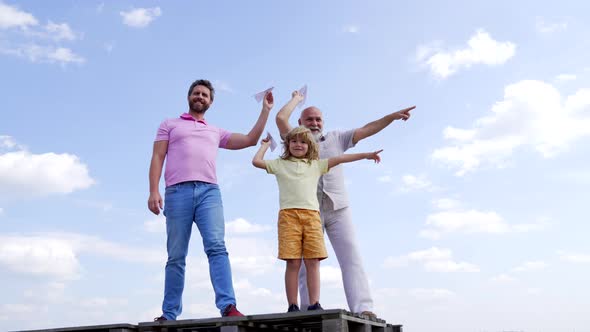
left=260, top=133, right=271, bottom=146
left=366, top=149, right=383, bottom=163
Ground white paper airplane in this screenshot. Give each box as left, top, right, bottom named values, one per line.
left=253, top=87, right=274, bottom=103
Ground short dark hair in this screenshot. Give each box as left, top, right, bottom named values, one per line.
left=187, top=79, right=215, bottom=101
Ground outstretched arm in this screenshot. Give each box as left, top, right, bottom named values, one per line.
left=276, top=90, right=305, bottom=138
left=226, top=92, right=274, bottom=150
left=252, top=135, right=272, bottom=169
left=147, top=140, right=168, bottom=215
left=327, top=149, right=383, bottom=170
left=352, top=106, right=416, bottom=145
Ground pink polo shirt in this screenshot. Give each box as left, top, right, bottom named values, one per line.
left=155, top=113, right=232, bottom=187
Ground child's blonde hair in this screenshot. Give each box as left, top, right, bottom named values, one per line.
left=281, top=126, right=319, bottom=162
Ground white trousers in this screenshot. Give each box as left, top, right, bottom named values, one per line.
left=298, top=197, right=374, bottom=313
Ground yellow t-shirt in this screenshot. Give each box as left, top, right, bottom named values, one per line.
left=266, top=158, right=329, bottom=210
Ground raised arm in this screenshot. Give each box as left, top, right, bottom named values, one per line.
left=276, top=90, right=305, bottom=138
left=327, top=149, right=383, bottom=169
left=147, top=140, right=168, bottom=215
left=352, top=106, right=416, bottom=145
left=226, top=92, right=274, bottom=150
left=252, top=135, right=272, bottom=169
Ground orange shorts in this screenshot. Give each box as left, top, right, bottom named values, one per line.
left=277, top=208, right=327, bottom=260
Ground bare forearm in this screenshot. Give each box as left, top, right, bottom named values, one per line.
left=361, top=113, right=396, bottom=137
left=276, top=98, right=298, bottom=136
left=252, top=145, right=270, bottom=169
left=328, top=153, right=369, bottom=169
left=244, top=108, right=271, bottom=146
left=149, top=156, right=164, bottom=192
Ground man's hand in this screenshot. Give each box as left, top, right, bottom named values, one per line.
left=365, top=149, right=383, bottom=163
left=392, top=106, right=416, bottom=121
left=148, top=191, right=163, bottom=215
left=263, top=91, right=274, bottom=111
left=291, top=90, right=305, bottom=104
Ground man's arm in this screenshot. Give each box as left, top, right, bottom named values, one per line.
left=226, top=92, right=274, bottom=150
left=147, top=140, right=168, bottom=215
left=252, top=136, right=271, bottom=170
left=276, top=90, right=304, bottom=138
left=327, top=149, right=383, bottom=169
left=352, top=106, right=416, bottom=145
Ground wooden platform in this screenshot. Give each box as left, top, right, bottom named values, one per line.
left=15, top=309, right=402, bottom=332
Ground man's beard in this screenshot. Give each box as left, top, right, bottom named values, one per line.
left=310, top=128, right=323, bottom=142
left=190, top=101, right=210, bottom=114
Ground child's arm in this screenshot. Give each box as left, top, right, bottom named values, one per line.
left=327, top=149, right=383, bottom=170
left=252, top=134, right=272, bottom=169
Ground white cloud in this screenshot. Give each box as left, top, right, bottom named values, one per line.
left=0, top=135, right=18, bottom=149
left=511, top=261, right=548, bottom=272
left=0, top=2, right=38, bottom=29
left=321, top=265, right=344, bottom=288
left=432, top=198, right=461, bottom=210
left=0, top=207, right=4, bottom=215
left=409, top=288, right=455, bottom=300
left=230, top=255, right=278, bottom=276
left=0, top=4, right=84, bottom=66
left=120, top=7, right=161, bottom=28
left=342, top=25, right=359, bottom=33
left=0, top=233, right=165, bottom=280
left=559, top=251, right=590, bottom=264
left=383, top=247, right=479, bottom=273
left=556, top=74, right=576, bottom=82
left=423, top=209, right=509, bottom=236
left=226, top=237, right=278, bottom=276
left=212, top=80, right=234, bottom=93
left=432, top=80, right=590, bottom=175
left=42, top=21, right=78, bottom=41
left=0, top=138, right=95, bottom=197
left=400, top=174, right=435, bottom=192
left=377, top=175, right=392, bottom=183
left=420, top=208, right=547, bottom=239
left=0, top=44, right=85, bottom=64
left=536, top=17, right=568, bottom=33
left=491, top=273, right=516, bottom=283
left=0, top=236, right=81, bottom=279
left=417, top=29, right=515, bottom=79
left=226, top=218, right=271, bottom=234
left=143, top=215, right=165, bottom=233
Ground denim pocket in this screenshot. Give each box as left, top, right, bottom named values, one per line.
left=165, top=185, right=178, bottom=195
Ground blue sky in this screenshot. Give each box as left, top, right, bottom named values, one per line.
left=1, top=1, right=590, bottom=331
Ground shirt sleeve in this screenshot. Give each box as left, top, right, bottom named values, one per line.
left=318, top=159, right=329, bottom=175
left=265, top=158, right=279, bottom=174
left=155, top=120, right=170, bottom=142
left=338, top=129, right=356, bottom=152
left=218, top=128, right=232, bottom=148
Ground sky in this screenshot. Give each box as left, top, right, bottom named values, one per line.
left=1, top=1, right=590, bottom=331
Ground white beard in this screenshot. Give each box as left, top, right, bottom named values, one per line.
left=311, top=131, right=323, bottom=142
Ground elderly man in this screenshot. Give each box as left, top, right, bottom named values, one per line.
left=276, top=90, right=414, bottom=317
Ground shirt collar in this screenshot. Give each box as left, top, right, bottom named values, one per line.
left=180, top=113, right=207, bottom=125
left=288, top=157, right=310, bottom=163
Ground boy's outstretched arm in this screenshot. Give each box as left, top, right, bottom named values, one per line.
left=327, top=149, right=383, bottom=170
left=276, top=90, right=305, bottom=138
left=252, top=135, right=272, bottom=169
left=226, top=92, right=274, bottom=150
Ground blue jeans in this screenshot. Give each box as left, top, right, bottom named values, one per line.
left=161, top=181, right=236, bottom=319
